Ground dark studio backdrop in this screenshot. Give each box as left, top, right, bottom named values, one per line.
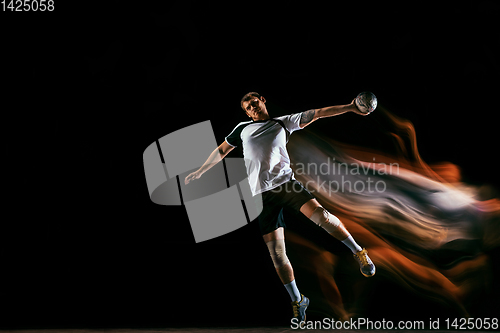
left=1, top=1, right=500, bottom=329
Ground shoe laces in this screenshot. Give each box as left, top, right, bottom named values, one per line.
left=356, top=249, right=371, bottom=266
left=291, top=296, right=302, bottom=317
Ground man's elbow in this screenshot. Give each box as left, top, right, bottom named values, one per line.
left=218, top=141, right=234, bottom=157
left=218, top=146, right=230, bottom=158
left=315, top=108, right=327, bottom=119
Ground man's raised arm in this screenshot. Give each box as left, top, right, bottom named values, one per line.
left=299, top=99, right=367, bottom=129
left=184, top=141, right=235, bottom=184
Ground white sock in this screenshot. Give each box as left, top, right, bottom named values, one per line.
left=342, top=235, right=363, bottom=253
left=284, top=279, right=301, bottom=302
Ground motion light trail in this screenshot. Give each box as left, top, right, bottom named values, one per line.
left=284, top=107, right=500, bottom=320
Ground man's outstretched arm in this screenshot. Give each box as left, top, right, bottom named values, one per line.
left=299, top=99, right=366, bottom=129
left=184, top=141, right=234, bottom=184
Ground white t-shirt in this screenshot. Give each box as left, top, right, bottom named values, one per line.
left=225, top=112, right=307, bottom=196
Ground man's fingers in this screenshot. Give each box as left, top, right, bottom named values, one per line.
left=350, top=100, right=369, bottom=116
left=185, top=172, right=199, bottom=185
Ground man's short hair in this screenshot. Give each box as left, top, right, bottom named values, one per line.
left=240, top=92, right=261, bottom=111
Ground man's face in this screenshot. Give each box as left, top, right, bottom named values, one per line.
left=242, top=96, right=268, bottom=120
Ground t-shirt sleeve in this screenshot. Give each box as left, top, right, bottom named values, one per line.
left=225, top=122, right=245, bottom=147
left=279, top=111, right=312, bottom=133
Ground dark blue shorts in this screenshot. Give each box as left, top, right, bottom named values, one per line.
left=257, top=179, right=315, bottom=236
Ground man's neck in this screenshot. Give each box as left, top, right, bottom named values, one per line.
left=252, top=114, right=270, bottom=121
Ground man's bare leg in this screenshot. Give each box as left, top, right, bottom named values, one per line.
left=263, top=227, right=295, bottom=284
left=300, top=198, right=376, bottom=277
left=263, top=227, right=299, bottom=302
left=263, top=227, right=309, bottom=323
left=300, top=198, right=354, bottom=242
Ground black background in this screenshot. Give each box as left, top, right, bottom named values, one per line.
left=1, top=1, right=500, bottom=329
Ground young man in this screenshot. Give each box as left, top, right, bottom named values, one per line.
left=185, top=92, right=375, bottom=324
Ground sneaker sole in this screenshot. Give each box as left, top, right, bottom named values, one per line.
left=361, top=267, right=376, bottom=277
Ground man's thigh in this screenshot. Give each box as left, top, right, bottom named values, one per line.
left=299, top=198, right=322, bottom=219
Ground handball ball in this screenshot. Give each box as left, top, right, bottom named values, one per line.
left=355, top=91, right=377, bottom=114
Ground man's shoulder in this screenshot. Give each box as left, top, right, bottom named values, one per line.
left=273, top=112, right=306, bottom=133
left=237, top=120, right=254, bottom=126
left=274, top=112, right=303, bottom=121
left=232, top=120, right=253, bottom=131
left=227, top=120, right=253, bottom=136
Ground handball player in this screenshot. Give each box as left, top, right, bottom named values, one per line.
left=185, top=92, right=376, bottom=325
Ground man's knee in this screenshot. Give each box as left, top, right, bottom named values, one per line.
left=266, top=239, right=290, bottom=268
left=309, top=206, right=341, bottom=233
